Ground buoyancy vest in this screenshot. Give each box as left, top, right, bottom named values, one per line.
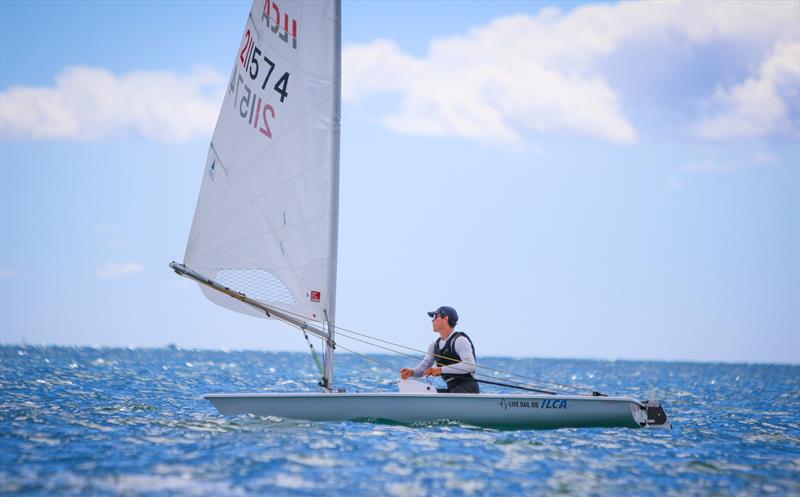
left=433, top=331, right=476, bottom=385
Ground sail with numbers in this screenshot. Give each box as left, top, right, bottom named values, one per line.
left=181, top=0, right=340, bottom=327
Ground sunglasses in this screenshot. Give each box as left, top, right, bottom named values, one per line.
left=431, top=314, right=443, bottom=322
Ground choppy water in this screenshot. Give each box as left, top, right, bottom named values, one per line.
left=1, top=346, right=798, bottom=497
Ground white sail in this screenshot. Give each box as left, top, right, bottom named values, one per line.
left=183, top=0, right=341, bottom=326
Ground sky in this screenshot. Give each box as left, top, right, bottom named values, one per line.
left=0, top=0, right=798, bottom=365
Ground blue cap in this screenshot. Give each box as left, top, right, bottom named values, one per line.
left=427, top=306, right=458, bottom=324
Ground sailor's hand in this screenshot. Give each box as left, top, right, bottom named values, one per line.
left=400, top=368, right=414, bottom=380
left=423, top=367, right=442, bottom=377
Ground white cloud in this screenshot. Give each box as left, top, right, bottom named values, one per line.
left=95, top=261, right=144, bottom=280
left=0, top=66, right=223, bottom=142
left=693, top=41, right=800, bottom=140
left=344, top=19, right=637, bottom=145
left=343, top=1, right=799, bottom=145
left=2, top=2, right=796, bottom=146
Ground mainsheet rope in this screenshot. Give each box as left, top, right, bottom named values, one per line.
left=329, top=330, right=565, bottom=395
left=278, top=309, right=598, bottom=396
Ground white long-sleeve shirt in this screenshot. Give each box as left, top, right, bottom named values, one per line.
left=412, top=334, right=476, bottom=377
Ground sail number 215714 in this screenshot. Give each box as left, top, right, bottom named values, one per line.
left=229, top=29, right=291, bottom=139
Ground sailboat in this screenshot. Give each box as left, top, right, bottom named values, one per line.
left=171, top=0, right=670, bottom=430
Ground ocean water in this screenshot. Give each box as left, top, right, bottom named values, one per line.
left=1, top=346, right=798, bottom=497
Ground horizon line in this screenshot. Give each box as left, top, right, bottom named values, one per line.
left=2, top=341, right=797, bottom=367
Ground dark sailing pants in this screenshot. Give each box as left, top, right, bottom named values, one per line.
left=437, top=377, right=480, bottom=394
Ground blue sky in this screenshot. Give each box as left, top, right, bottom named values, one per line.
left=1, top=0, right=798, bottom=364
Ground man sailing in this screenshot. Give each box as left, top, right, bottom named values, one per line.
left=400, top=306, right=479, bottom=393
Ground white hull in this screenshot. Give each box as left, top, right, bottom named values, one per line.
left=205, top=392, right=667, bottom=429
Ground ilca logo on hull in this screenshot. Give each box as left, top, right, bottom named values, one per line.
left=499, top=398, right=568, bottom=411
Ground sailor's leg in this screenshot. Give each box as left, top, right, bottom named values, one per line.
left=448, top=380, right=480, bottom=394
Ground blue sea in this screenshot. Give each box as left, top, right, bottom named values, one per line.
left=1, top=345, right=798, bottom=497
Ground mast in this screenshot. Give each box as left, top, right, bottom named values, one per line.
left=323, top=0, right=343, bottom=392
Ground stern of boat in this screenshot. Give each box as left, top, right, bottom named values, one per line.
left=634, top=400, right=671, bottom=429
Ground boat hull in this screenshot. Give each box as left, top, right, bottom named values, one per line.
left=204, top=392, right=653, bottom=429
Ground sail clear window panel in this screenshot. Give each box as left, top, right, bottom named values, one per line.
left=216, top=268, right=297, bottom=306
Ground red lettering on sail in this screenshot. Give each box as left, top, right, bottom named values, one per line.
left=263, top=0, right=299, bottom=49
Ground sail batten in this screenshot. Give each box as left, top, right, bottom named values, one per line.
left=182, top=0, right=340, bottom=326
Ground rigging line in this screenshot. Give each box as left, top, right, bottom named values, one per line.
left=325, top=321, right=589, bottom=392
left=331, top=344, right=559, bottom=397
left=336, top=340, right=560, bottom=395
left=470, top=371, right=562, bottom=395
left=238, top=300, right=594, bottom=392
left=277, top=311, right=586, bottom=395
left=323, top=326, right=584, bottom=394
left=254, top=302, right=592, bottom=394
left=303, top=331, right=324, bottom=377
left=472, top=378, right=556, bottom=395
left=332, top=342, right=394, bottom=370
left=336, top=330, right=564, bottom=394
left=326, top=325, right=589, bottom=394
left=333, top=340, right=557, bottom=395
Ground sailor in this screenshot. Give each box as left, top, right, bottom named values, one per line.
left=400, top=306, right=479, bottom=393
